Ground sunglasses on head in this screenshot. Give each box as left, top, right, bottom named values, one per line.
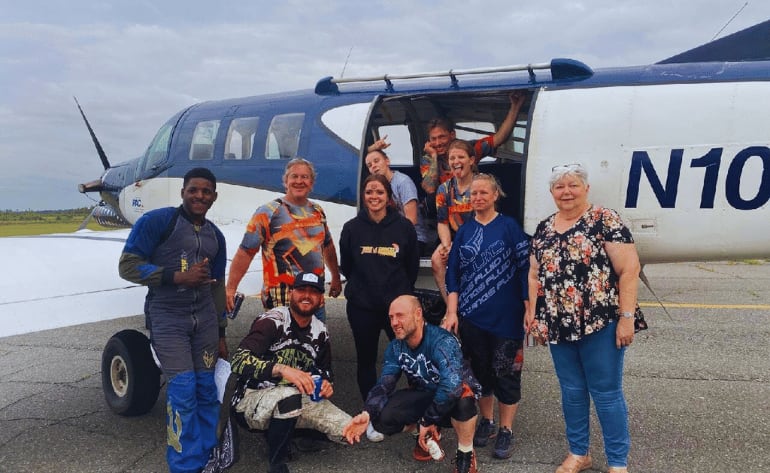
left=551, top=163, right=583, bottom=172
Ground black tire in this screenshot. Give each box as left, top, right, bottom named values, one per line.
left=101, top=329, right=161, bottom=416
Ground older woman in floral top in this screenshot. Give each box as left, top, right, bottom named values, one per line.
left=525, top=163, right=644, bottom=473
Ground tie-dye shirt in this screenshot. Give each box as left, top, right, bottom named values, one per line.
left=436, top=177, right=474, bottom=235
left=240, top=198, right=332, bottom=309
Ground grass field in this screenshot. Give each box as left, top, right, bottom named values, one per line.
left=0, top=209, right=111, bottom=237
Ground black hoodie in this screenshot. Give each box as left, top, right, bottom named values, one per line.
left=339, top=206, right=419, bottom=311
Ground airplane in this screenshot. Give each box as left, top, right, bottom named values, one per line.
left=11, top=19, right=770, bottom=416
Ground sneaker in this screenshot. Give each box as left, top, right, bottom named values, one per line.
left=493, top=427, right=514, bottom=459
left=366, top=423, right=385, bottom=442
left=473, top=418, right=496, bottom=447
left=412, top=438, right=433, bottom=462
left=452, top=449, right=478, bottom=473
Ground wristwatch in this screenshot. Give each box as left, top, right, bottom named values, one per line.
left=620, top=311, right=634, bottom=319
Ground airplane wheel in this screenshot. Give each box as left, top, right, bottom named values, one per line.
left=101, top=329, right=161, bottom=416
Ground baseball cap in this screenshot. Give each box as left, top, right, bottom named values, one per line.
left=292, top=272, right=324, bottom=292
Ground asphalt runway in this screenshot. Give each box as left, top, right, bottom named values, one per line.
left=1, top=261, right=769, bottom=473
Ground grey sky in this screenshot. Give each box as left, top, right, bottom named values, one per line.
left=1, top=0, right=768, bottom=210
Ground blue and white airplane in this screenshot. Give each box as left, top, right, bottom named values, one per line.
left=6, top=19, right=770, bottom=415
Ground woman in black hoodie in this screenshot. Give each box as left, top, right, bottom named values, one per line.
left=340, top=173, right=420, bottom=402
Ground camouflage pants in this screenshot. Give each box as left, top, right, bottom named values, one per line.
left=235, top=386, right=351, bottom=443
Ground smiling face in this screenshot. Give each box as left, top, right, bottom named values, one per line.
left=428, top=125, right=456, bottom=157
left=448, top=146, right=473, bottom=179
left=181, top=177, right=217, bottom=223
left=283, top=163, right=314, bottom=204
left=550, top=173, right=590, bottom=213
left=289, top=285, right=323, bottom=319
left=363, top=179, right=389, bottom=215
left=470, top=177, right=498, bottom=213
left=389, top=295, right=424, bottom=348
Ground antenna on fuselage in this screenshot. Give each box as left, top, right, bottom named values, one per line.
left=340, top=46, right=354, bottom=78
left=711, top=1, right=749, bottom=40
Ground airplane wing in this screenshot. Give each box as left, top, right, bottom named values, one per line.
left=659, top=19, right=770, bottom=64
left=0, top=224, right=263, bottom=338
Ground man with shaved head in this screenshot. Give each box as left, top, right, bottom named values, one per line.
left=343, top=295, right=482, bottom=473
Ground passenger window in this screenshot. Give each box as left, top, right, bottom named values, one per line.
left=189, top=120, right=220, bottom=161
left=265, top=113, right=304, bottom=159
left=456, top=121, right=496, bottom=163
left=225, top=117, right=259, bottom=160
left=375, top=124, right=413, bottom=165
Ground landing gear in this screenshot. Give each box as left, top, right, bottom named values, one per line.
left=101, top=329, right=161, bottom=416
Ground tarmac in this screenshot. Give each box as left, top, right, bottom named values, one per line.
left=1, top=261, right=769, bottom=473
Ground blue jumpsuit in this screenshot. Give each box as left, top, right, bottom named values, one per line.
left=120, top=206, right=227, bottom=473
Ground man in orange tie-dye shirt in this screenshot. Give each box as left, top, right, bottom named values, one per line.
left=226, top=158, right=342, bottom=321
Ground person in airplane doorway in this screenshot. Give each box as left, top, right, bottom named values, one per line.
left=339, top=174, right=419, bottom=437
left=118, top=167, right=228, bottom=473
left=342, top=295, right=482, bottom=473
left=225, top=157, right=342, bottom=322
left=442, top=173, right=530, bottom=461
left=525, top=163, right=647, bottom=473
left=364, top=145, right=432, bottom=255
left=420, top=91, right=526, bottom=195
left=230, top=272, right=353, bottom=473
left=431, top=139, right=477, bottom=303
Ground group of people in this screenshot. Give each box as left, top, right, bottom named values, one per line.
left=118, top=96, right=645, bottom=473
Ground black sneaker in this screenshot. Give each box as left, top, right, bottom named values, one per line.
left=493, top=427, right=514, bottom=459
left=452, top=449, right=478, bottom=473
left=473, top=417, right=496, bottom=447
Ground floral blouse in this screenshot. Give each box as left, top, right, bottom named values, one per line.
left=530, top=206, right=634, bottom=343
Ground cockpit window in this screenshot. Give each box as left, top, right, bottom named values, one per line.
left=225, top=117, right=259, bottom=160
left=144, top=122, right=173, bottom=171
left=189, top=120, right=220, bottom=161
left=265, top=113, right=304, bottom=159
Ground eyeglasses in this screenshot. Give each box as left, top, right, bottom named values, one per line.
left=551, top=163, right=584, bottom=172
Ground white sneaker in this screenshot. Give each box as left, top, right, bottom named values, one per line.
left=366, top=422, right=385, bottom=442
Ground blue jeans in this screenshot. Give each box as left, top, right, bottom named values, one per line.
left=549, top=321, right=629, bottom=467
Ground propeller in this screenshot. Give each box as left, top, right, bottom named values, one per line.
left=74, top=96, right=111, bottom=170
left=77, top=206, right=98, bottom=232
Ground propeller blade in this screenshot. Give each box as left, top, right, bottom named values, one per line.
left=77, top=205, right=98, bottom=232
left=73, top=96, right=111, bottom=170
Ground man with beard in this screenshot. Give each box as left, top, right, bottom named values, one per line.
left=119, top=167, right=227, bottom=473
left=342, top=295, right=481, bottom=473
left=230, top=272, right=352, bottom=473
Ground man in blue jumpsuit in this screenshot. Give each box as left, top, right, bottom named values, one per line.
left=119, top=167, right=228, bottom=473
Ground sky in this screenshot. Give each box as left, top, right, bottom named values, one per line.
left=1, top=0, right=769, bottom=210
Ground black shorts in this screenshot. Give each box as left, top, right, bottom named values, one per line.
left=459, top=321, right=523, bottom=405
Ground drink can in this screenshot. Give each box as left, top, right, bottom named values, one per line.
left=425, top=437, right=444, bottom=461
left=309, top=375, right=323, bottom=402
left=227, top=292, right=245, bottom=319
left=526, top=332, right=536, bottom=347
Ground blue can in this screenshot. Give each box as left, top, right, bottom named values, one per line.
left=310, top=375, right=323, bottom=402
